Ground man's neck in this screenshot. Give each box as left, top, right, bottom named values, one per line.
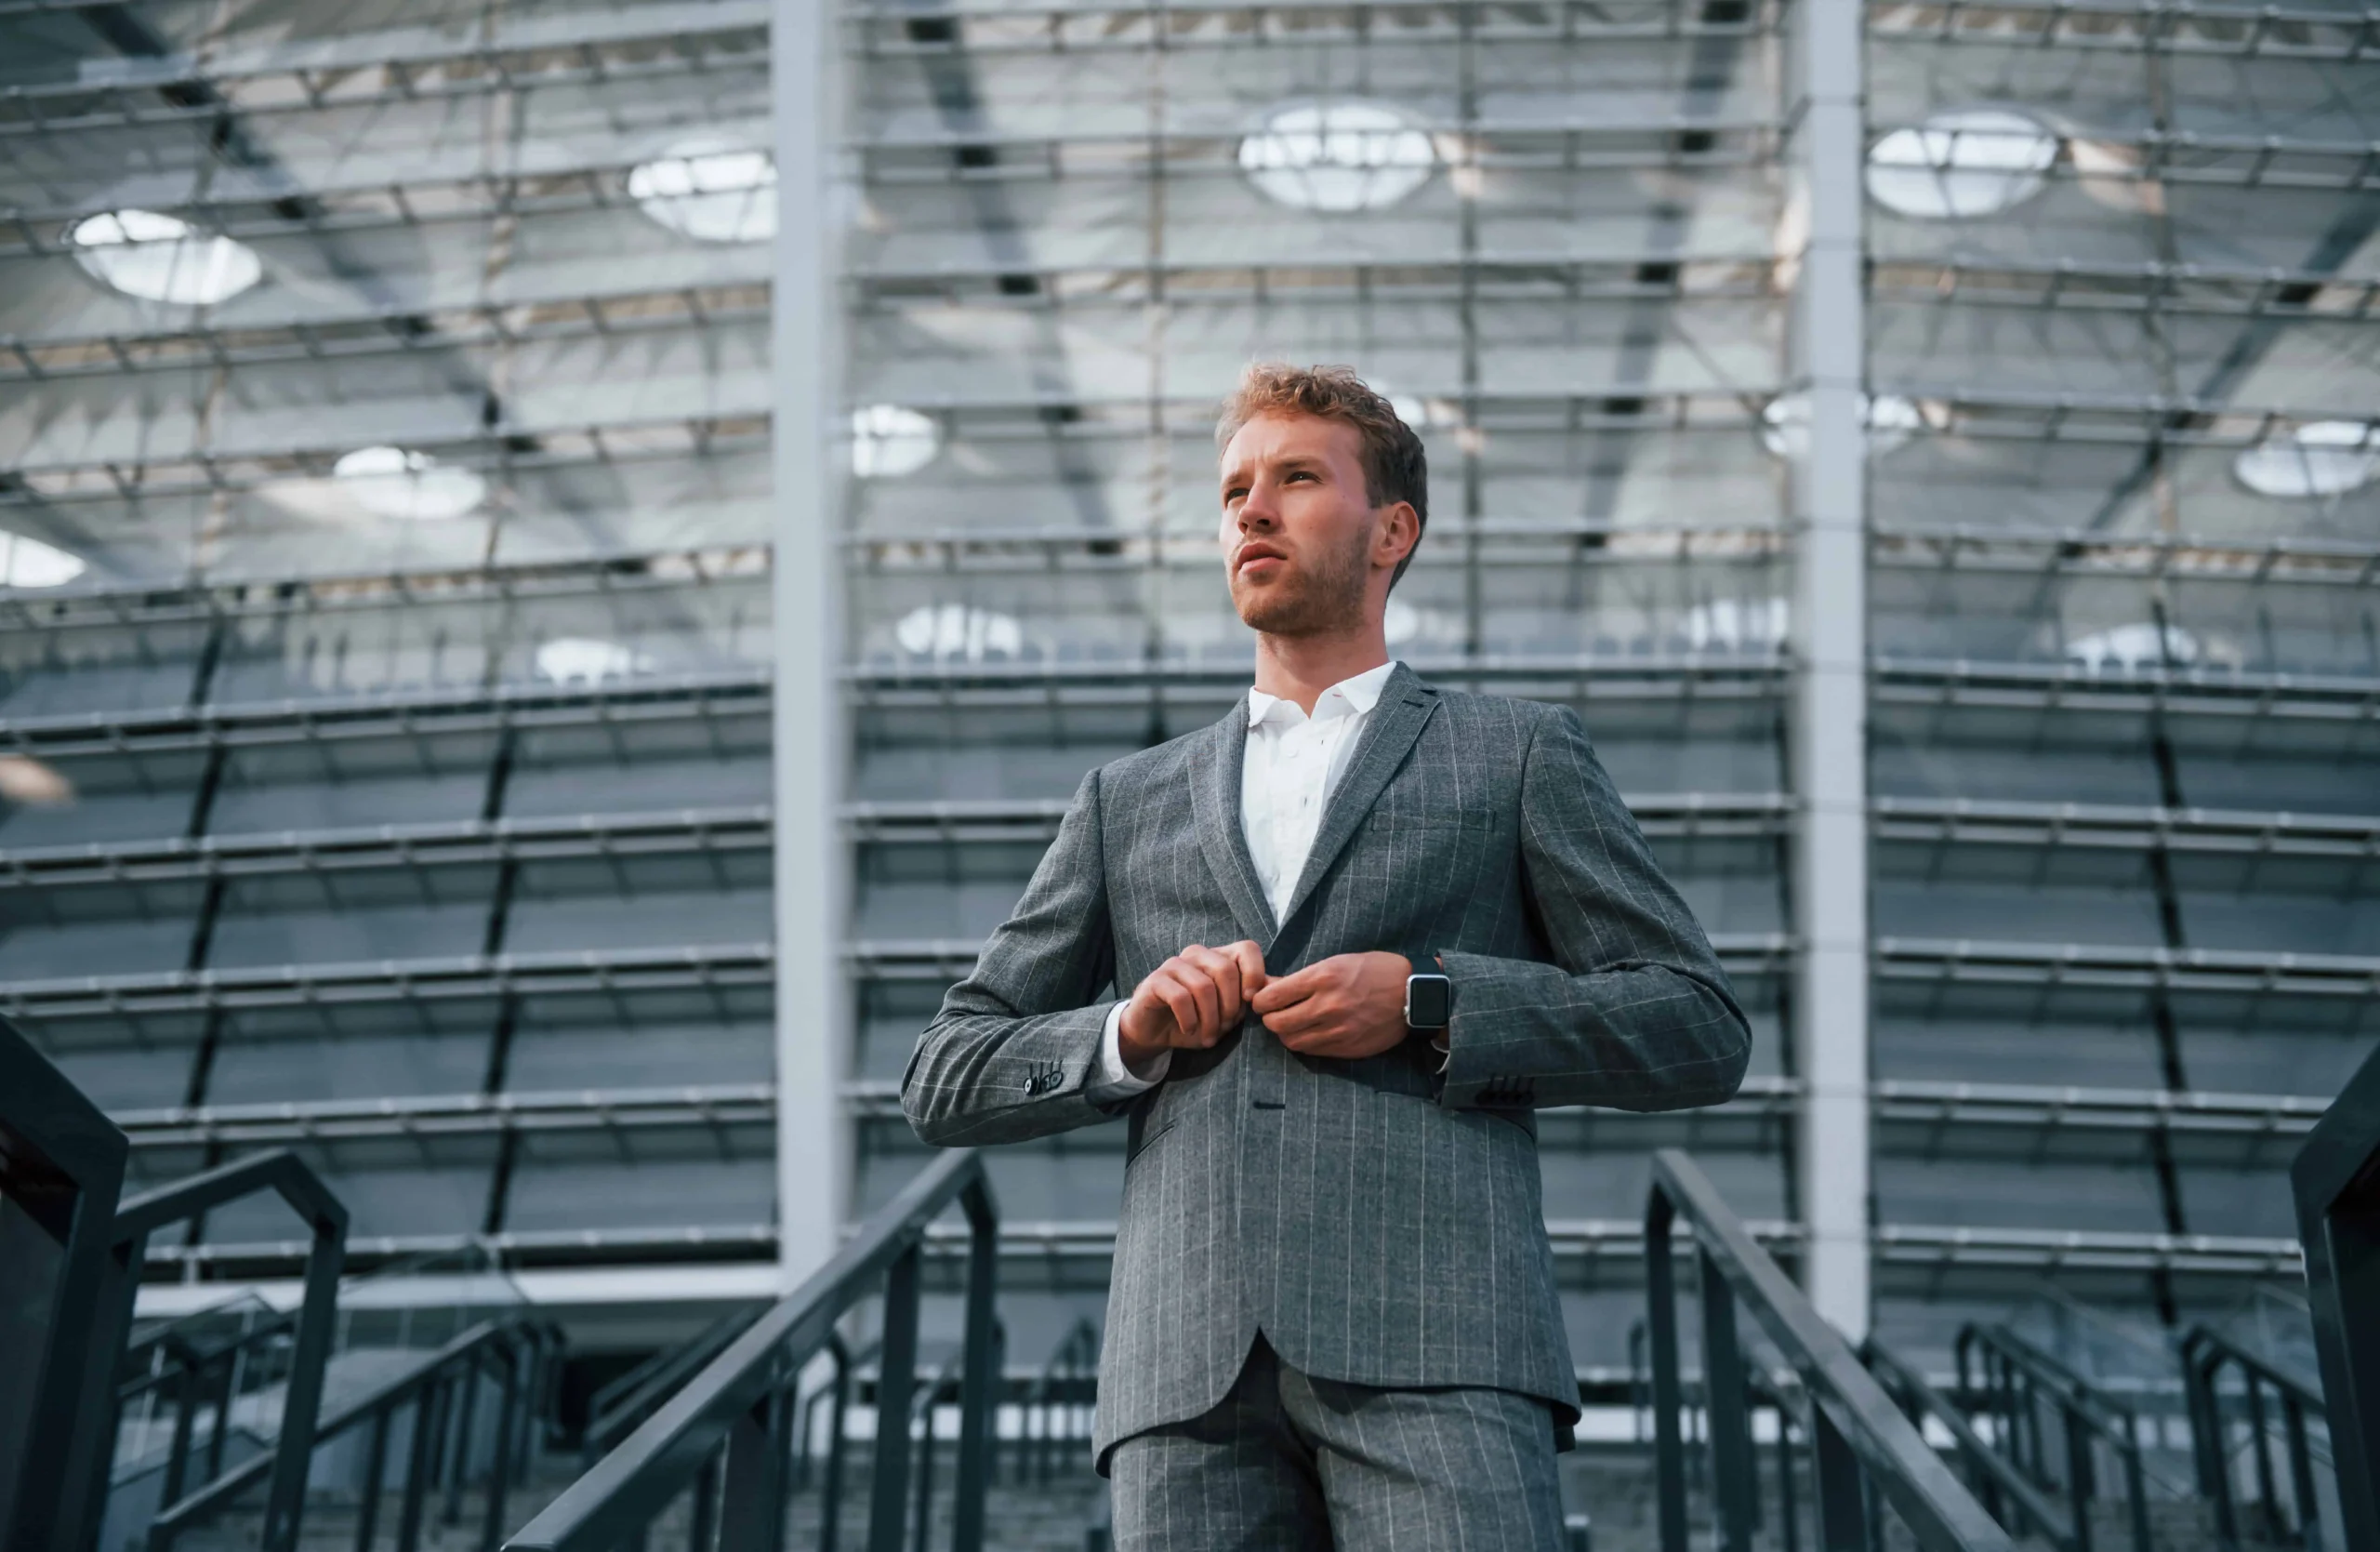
left=1251, top=628, right=1392, bottom=715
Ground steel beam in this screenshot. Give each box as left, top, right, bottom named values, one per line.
left=1788, top=0, right=1872, bottom=1339
left=774, top=0, right=852, bottom=1290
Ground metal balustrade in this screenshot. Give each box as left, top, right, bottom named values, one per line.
left=0, top=1016, right=129, bottom=1552
left=1951, top=1324, right=2157, bottom=1552
left=79, top=1148, right=350, bottom=1552
left=2181, top=1325, right=2331, bottom=1552
left=2287, top=1036, right=2380, bottom=1550
left=503, top=1147, right=999, bottom=1552
left=1645, top=1147, right=2016, bottom=1552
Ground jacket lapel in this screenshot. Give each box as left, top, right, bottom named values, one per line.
left=1189, top=699, right=1278, bottom=948
left=1275, top=664, right=1440, bottom=931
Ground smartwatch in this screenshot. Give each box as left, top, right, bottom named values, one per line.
left=1403, top=953, right=1453, bottom=1031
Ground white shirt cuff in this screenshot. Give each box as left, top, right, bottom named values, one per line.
left=1088, top=1002, right=1170, bottom=1101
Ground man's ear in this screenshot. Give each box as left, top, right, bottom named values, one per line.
left=1375, top=502, right=1421, bottom=570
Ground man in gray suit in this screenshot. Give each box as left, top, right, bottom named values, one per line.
left=905, top=363, right=1752, bottom=1547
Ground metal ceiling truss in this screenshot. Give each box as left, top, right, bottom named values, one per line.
left=144, top=1213, right=2287, bottom=1276
left=0, top=806, right=771, bottom=889
left=1866, top=0, right=2380, bottom=59
left=1872, top=256, right=2380, bottom=324
left=2, top=282, right=769, bottom=386
left=0, top=942, right=774, bottom=1021
left=847, top=0, right=1778, bottom=57
left=0, top=15, right=767, bottom=139
left=113, top=1082, right=776, bottom=1147
left=0, top=671, right=771, bottom=760
left=0, top=546, right=767, bottom=631
left=1876, top=935, right=2380, bottom=998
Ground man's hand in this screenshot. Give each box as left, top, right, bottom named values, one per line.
left=1252, top=951, right=1413, bottom=1060
left=1118, top=941, right=1268, bottom=1069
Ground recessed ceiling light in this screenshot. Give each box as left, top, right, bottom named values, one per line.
left=1866, top=109, right=2059, bottom=220
left=1239, top=101, right=1437, bottom=213
left=0, top=531, right=87, bottom=589
left=1759, top=391, right=1923, bottom=460
left=1382, top=597, right=1461, bottom=647
left=2232, top=421, right=2380, bottom=499
left=894, top=604, right=1023, bottom=662
left=852, top=405, right=942, bottom=479
left=0, top=755, right=73, bottom=806
left=2067, top=621, right=2196, bottom=673
left=628, top=136, right=777, bottom=244
left=333, top=446, right=489, bottom=522
left=534, top=638, right=654, bottom=683
left=67, top=208, right=263, bottom=306
left=1685, top=597, right=1790, bottom=654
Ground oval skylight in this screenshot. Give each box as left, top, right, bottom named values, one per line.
left=2232, top=421, right=2380, bottom=499
left=852, top=405, right=941, bottom=479
left=1866, top=110, right=2059, bottom=220
left=1759, top=391, right=1924, bottom=460
left=535, top=637, right=654, bottom=683
left=0, top=531, right=88, bottom=589
left=894, top=604, right=1023, bottom=662
left=628, top=137, right=777, bottom=244
left=334, top=446, right=489, bottom=522
left=1239, top=102, right=1437, bottom=213
left=68, top=208, right=263, bottom=306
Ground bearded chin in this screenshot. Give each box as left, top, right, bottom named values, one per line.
left=1232, top=543, right=1369, bottom=636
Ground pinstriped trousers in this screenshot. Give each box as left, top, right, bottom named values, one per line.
left=1108, top=1335, right=1569, bottom=1551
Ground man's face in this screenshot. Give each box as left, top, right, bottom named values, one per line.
left=1217, top=413, right=1380, bottom=637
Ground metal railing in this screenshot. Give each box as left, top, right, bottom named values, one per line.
left=1866, top=1338, right=2076, bottom=1550
left=77, top=1148, right=350, bottom=1552
left=504, top=1147, right=1000, bottom=1552
left=112, top=1302, right=298, bottom=1518
left=2290, top=1038, right=2380, bottom=1552
left=1952, top=1323, right=2156, bottom=1552
left=1014, top=1318, right=1097, bottom=1485
left=0, top=1017, right=129, bottom=1552
left=1645, top=1148, right=2016, bottom=1552
left=2182, top=1324, right=2331, bottom=1551
left=583, top=1304, right=768, bottom=1466
left=152, top=1315, right=561, bottom=1552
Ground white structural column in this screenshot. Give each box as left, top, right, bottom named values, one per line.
left=774, top=0, right=851, bottom=1288
left=1788, top=0, right=1873, bottom=1337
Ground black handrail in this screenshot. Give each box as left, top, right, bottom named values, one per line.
left=2291, top=1037, right=2380, bottom=1550
left=1, top=1019, right=129, bottom=1552
left=76, top=1148, right=350, bottom=1552
left=2181, top=1324, right=2330, bottom=1552
left=583, top=1303, right=767, bottom=1464
left=114, top=1307, right=299, bottom=1512
left=1952, top=1323, right=2154, bottom=1552
left=503, top=1147, right=1000, bottom=1552
left=1865, top=1337, right=2074, bottom=1550
left=1019, top=1317, right=1099, bottom=1484
left=149, top=1315, right=560, bottom=1552
left=1646, top=1148, right=2014, bottom=1552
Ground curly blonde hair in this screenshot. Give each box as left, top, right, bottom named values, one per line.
left=1216, top=363, right=1428, bottom=585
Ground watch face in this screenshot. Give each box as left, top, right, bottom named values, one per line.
left=1408, top=975, right=1452, bottom=1028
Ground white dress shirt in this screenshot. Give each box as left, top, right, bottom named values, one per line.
left=1089, top=661, right=1399, bottom=1100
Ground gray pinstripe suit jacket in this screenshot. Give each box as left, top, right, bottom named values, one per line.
left=903, top=664, right=1752, bottom=1466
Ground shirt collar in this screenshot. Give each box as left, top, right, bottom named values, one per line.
left=1247, top=659, right=1398, bottom=728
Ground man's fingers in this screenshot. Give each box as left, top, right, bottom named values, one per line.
left=1176, top=957, right=1223, bottom=1041
left=1250, top=962, right=1318, bottom=1015
left=1148, top=971, right=1204, bottom=1045
left=1178, top=945, right=1244, bottom=1025
left=1261, top=994, right=1328, bottom=1036
left=1227, top=940, right=1268, bottom=996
